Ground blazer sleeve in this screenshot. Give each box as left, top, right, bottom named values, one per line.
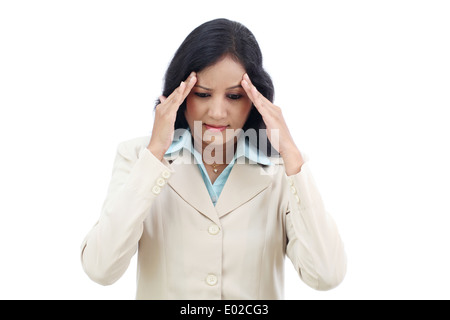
left=285, top=160, right=347, bottom=291
left=80, top=141, right=174, bottom=285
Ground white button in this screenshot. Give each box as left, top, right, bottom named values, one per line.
left=208, top=224, right=220, bottom=235
left=156, top=177, right=166, bottom=187
left=290, top=186, right=297, bottom=194
left=206, top=274, right=218, bottom=286
left=288, top=178, right=294, bottom=186
left=162, top=170, right=171, bottom=179
left=152, top=185, right=161, bottom=195
left=295, top=195, right=300, bottom=203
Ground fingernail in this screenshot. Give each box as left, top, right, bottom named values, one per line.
left=242, top=79, right=248, bottom=86
left=244, top=73, right=250, bottom=80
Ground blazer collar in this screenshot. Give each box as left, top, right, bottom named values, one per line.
left=166, top=150, right=272, bottom=224
left=214, top=161, right=271, bottom=218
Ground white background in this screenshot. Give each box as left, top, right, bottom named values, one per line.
left=1, top=0, right=449, bottom=300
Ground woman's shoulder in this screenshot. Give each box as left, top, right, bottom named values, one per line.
left=115, top=135, right=151, bottom=160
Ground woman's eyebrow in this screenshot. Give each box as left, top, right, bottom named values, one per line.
left=194, top=85, right=212, bottom=91
left=194, top=84, right=243, bottom=90
left=226, top=84, right=243, bottom=90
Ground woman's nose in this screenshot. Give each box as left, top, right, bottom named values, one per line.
left=207, top=98, right=227, bottom=120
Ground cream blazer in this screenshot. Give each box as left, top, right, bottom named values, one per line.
left=81, top=136, right=347, bottom=299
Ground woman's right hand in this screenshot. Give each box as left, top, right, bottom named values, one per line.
left=147, top=72, right=197, bottom=161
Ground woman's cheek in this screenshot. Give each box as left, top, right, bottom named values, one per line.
left=234, top=100, right=253, bottom=126
left=185, top=96, right=197, bottom=122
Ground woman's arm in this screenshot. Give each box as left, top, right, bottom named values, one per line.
left=284, top=161, right=347, bottom=290
left=81, top=73, right=196, bottom=285
left=241, top=73, right=346, bottom=289
left=80, top=142, right=173, bottom=285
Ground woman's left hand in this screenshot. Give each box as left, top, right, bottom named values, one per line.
left=241, top=73, right=304, bottom=175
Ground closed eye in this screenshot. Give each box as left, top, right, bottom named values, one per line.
left=194, top=92, right=242, bottom=100
left=227, top=94, right=242, bottom=100
left=194, top=92, right=211, bottom=98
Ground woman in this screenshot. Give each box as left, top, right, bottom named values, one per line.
left=81, top=18, right=347, bottom=300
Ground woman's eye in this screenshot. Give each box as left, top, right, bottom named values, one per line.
left=194, top=92, right=242, bottom=100
left=194, top=92, right=210, bottom=98
left=227, top=94, right=242, bottom=100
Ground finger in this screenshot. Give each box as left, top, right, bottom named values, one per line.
left=242, top=74, right=273, bottom=110
left=162, top=80, right=186, bottom=107
left=181, top=72, right=197, bottom=100
left=169, top=73, right=196, bottom=110
left=242, top=73, right=262, bottom=103
left=185, top=71, right=196, bottom=84
left=243, top=73, right=252, bottom=85
left=160, top=72, right=197, bottom=111
left=243, top=73, right=268, bottom=102
left=243, top=73, right=257, bottom=95
left=241, top=74, right=254, bottom=99
left=241, top=78, right=263, bottom=111
left=159, top=95, right=167, bottom=103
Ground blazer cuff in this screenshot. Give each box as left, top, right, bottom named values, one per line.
left=125, top=147, right=174, bottom=199
left=285, top=161, right=323, bottom=211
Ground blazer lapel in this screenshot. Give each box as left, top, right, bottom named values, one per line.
left=165, top=150, right=220, bottom=226
left=215, top=162, right=272, bottom=218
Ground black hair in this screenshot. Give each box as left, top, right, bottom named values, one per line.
left=156, top=18, right=277, bottom=156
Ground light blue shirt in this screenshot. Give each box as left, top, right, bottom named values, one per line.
left=165, top=128, right=272, bottom=206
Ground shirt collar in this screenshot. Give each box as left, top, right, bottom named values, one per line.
left=164, top=128, right=272, bottom=166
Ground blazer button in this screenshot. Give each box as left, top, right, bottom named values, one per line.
left=290, top=186, right=297, bottom=194
left=206, top=274, right=218, bottom=286
left=208, top=224, right=220, bottom=235
left=156, top=177, right=166, bottom=187
left=162, top=170, right=171, bottom=179
left=152, top=185, right=161, bottom=195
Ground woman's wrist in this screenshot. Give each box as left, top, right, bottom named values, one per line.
left=147, top=143, right=165, bottom=162
left=281, top=145, right=305, bottom=176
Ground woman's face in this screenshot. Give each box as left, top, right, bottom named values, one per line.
left=185, top=55, right=252, bottom=150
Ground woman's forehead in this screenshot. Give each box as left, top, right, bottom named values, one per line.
left=196, top=56, right=245, bottom=90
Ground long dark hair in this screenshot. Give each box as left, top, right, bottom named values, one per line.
left=157, top=18, right=277, bottom=156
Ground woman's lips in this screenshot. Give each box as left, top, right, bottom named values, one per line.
left=204, top=124, right=228, bottom=132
